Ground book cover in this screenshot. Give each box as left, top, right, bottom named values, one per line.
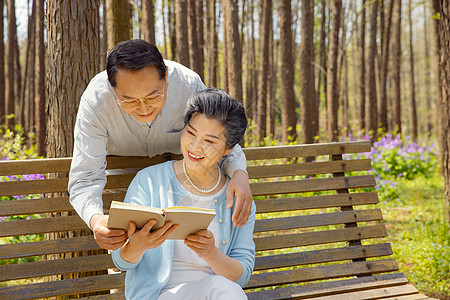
left=107, top=201, right=216, bottom=240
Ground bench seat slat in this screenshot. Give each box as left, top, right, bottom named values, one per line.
left=254, top=224, right=387, bottom=251
left=0, top=236, right=100, bottom=260
left=254, top=243, right=393, bottom=271
left=0, top=192, right=126, bottom=216
left=254, top=209, right=383, bottom=232
left=78, top=293, right=125, bottom=300
left=0, top=254, right=113, bottom=282
left=314, top=284, right=420, bottom=300
left=0, top=273, right=125, bottom=300
left=245, top=259, right=399, bottom=289
left=244, top=141, right=371, bottom=160
left=247, top=159, right=372, bottom=179
left=251, top=175, right=376, bottom=196
left=255, top=192, right=379, bottom=213
left=245, top=272, right=409, bottom=299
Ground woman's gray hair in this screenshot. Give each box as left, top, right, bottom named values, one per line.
left=184, top=88, right=247, bottom=149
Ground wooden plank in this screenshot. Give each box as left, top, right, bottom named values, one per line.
left=247, top=159, right=372, bottom=179
left=245, top=259, right=399, bottom=289
left=0, top=236, right=100, bottom=260
left=254, top=243, right=393, bottom=271
left=385, top=294, right=432, bottom=300
left=0, top=215, right=88, bottom=237
left=255, top=192, right=379, bottom=213
left=0, top=254, right=114, bottom=281
left=0, top=174, right=135, bottom=197
left=245, top=273, right=409, bottom=299
left=313, top=284, right=419, bottom=300
left=0, top=273, right=125, bottom=299
left=244, top=141, right=371, bottom=160
left=78, top=293, right=125, bottom=300
left=251, top=175, right=376, bottom=196
left=254, top=224, right=387, bottom=251
left=254, top=209, right=383, bottom=233
left=0, top=192, right=126, bottom=216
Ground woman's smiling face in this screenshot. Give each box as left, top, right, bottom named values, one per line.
left=180, top=113, right=232, bottom=172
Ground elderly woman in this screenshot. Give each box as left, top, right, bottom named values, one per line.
left=112, top=88, right=255, bottom=300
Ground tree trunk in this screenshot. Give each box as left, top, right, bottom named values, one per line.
left=391, top=0, right=402, bottom=134
left=359, top=0, right=366, bottom=132
left=279, top=0, right=296, bottom=143
left=423, top=4, right=433, bottom=136
left=26, top=0, right=37, bottom=135
left=206, top=0, right=217, bottom=87
left=378, top=0, right=394, bottom=133
left=195, top=0, right=205, bottom=80
left=175, top=0, right=189, bottom=66
left=188, top=0, right=202, bottom=77
left=106, top=0, right=131, bottom=50
left=326, top=0, right=342, bottom=142
left=6, top=0, right=16, bottom=128
left=267, top=27, right=275, bottom=138
left=435, top=0, right=450, bottom=223
left=300, top=0, right=316, bottom=144
left=0, top=0, right=4, bottom=121
left=35, top=0, right=45, bottom=156
left=366, top=0, right=378, bottom=138
left=222, top=5, right=229, bottom=92
left=224, top=0, right=243, bottom=102
left=316, top=0, right=327, bottom=136
left=162, top=0, right=168, bottom=58
left=256, top=0, right=271, bottom=143
left=168, top=0, right=177, bottom=60
left=408, top=0, right=418, bottom=141
left=142, top=0, right=155, bottom=44
left=13, top=4, right=22, bottom=127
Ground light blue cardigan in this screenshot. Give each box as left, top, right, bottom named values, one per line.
left=111, top=161, right=256, bottom=300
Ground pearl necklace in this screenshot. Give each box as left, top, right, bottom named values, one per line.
left=183, top=158, right=221, bottom=194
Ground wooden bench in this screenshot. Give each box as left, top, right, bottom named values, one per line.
left=0, top=141, right=433, bottom=299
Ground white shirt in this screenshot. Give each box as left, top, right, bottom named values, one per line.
left=68, top=60, right=247, bottom=227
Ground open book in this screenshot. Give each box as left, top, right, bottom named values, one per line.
left=107, top=201, right=216, bottom=240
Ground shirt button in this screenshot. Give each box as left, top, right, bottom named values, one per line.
left=214, top=199, right=218, bottom=203
left=222, top=240, right=226, bottom=245
left=149, top=138, right=153, bottom=141
left=141, top=125, right=146, bottom=128
left=219, top=219, right=223, bottom=223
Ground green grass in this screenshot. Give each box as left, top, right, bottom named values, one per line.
left=379, top=172, right=449, bottom=299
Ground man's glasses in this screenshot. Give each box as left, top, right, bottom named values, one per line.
left=115, top=81, right=166, bottom=109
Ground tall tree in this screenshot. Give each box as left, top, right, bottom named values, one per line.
left=175, top=0, right=189, bottom=66
left=391, top=0, right=402, bottom=133
left=101, top=0, right=108, bottom=70
left=221, top=5, right=229, bottom=92
left=168, top=0, right=176, bottom=60
left=106, top=0, right=131, bottom=50
left=256, top=0, right=272, bottom=142
left=408, top=0, right=418, bottom=141
left=162, top=0, right=168, bottom=58
left=300, top=0, right=317, bottom=144
left=326, top=0, right=342, bottom=142
left=366, top=0, right=378, bottom=138
left=224, top=0, right=243, bottom=102
left=378, top=0, right=394, bottom=133
left=13, top=1, right=21, bottom=126
left=142, top=0, right=156, bottom=44
left=46, top=0, right=100, bottom=157
left=5, top=0, right=16, bottom=128
left=359, top=0, right=366, bottom=132
left=0, top=0, right=5, bottom=121
left=316, top=0, right=327, bottom=132
left=434, top=0, right=450, bottom=223
left=244, top=0, right=256, bottom=121
left=188, top=0, right=202, bottom=76
left=195, top=0, right=205, bottom=80
left=423, top=3, right=433, bottom=135
left=23, top=0, right=36, bottom=134
left=206, top=0, right=217, bottom=87
left=35, top=0, right=45, bottom=156
left=279, top=0, right=296, bottom=143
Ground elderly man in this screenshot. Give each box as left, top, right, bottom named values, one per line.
left=69, top=39, right=252, bottom=250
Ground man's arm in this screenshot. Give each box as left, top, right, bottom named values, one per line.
left=68, top=100, right=127, bottom=250
left=219, top=144, right=253, bottom=228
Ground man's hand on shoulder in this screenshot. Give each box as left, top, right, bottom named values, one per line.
left=90, top=214, right=128, bottom=250
left=226, top=170, right=253, bottom=228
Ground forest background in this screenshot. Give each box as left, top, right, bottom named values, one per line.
left=0, top=0, right=449, bottom=298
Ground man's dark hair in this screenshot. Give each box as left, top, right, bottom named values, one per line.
left=184, top=89, right=248, bottom=149
left=107, top=39, right=167, bottom=87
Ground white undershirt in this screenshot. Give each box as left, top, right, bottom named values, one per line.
left=162, top=182, right=227, bottom=291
